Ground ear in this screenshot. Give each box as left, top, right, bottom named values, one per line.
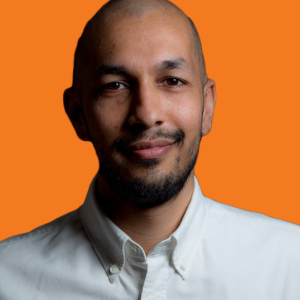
left=201, top=79, right=216, bottom=136
left=63, top=87, right=90, bottom=141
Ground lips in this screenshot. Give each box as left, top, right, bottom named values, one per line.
left=125, top=140, right=174, bottom=159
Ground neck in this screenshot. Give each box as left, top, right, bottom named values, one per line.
left=96, top=173, right=195, bottom=255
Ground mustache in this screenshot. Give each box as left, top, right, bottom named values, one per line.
left=113, top=129, right=185, bottom=152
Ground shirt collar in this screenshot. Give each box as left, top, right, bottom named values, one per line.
left=170, top=176, right=207, bottom=280
left=81, top=175, right=207, bottom=282
left=81, top=175, right=130, bottom=283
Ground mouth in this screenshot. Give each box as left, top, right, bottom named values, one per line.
left=125, top=140, right=174, bottom=160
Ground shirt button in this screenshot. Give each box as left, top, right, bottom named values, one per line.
left=180, top=262, right=187, bottom=271
left=130, top=248, right=137, bottom=254
left=109, top=265, right=119, bottom=274
left=147, top=296, right=156, bottom=300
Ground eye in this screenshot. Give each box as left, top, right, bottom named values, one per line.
left=94, top=81, right=128, bottom=97
left=104, top=82, right=127, bottom=90
left=164, top=78, right=184, bottom=86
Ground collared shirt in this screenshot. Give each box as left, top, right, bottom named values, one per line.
left=1, top=176, right=300, bottom=300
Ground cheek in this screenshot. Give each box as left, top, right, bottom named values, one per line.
left=168, top=97, right=203, bottom=135
left=86, top=101, right=128, bottom=146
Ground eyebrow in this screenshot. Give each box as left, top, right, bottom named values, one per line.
left=157, top=58, right=192, bottom=72
left=94, top=65, right=127, bottom=77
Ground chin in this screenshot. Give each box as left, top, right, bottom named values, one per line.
left=99, top=151, right=198, bottom=209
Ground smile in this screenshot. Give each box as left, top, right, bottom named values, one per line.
left=125, top=140, right=174, bottom=159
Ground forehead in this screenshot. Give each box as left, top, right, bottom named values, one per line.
left=86, top=11, right=197, bottom=73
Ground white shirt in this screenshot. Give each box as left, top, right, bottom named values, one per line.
left=1, top=176, right=300, bottom=300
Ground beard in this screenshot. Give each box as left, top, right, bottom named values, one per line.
left=98, top=128, right=201, bottom=209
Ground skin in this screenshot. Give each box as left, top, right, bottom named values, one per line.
left=64, top=9, right=216, bottom=255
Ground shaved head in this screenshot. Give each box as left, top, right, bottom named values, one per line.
left=72, top=0, right=207, bottom=94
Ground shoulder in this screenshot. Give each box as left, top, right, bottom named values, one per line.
left=0, top=208, right=85, bottom=261
left=1, top=208, right=81, bottom=244
left=0, top=208, right=91, bottom=289
left=0, top=208, right=101, bottom=299
left=204, top=196, right=300, bottom=228
left=203, top=196, right=300, bottom=233
left=202, top=196, right=300, bottom=254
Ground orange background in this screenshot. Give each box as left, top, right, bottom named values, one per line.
left=1, top=0, right=299, bottom=241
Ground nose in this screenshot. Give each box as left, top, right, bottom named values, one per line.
left=127, top=82, right=165, bottom=129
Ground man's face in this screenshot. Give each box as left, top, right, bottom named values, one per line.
left=77, top=11, right=211, bottom=207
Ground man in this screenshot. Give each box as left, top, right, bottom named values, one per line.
left=0, top=0, right=299, bottom=299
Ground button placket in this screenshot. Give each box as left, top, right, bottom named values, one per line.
left=141, top=253, right=169, bottom=300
